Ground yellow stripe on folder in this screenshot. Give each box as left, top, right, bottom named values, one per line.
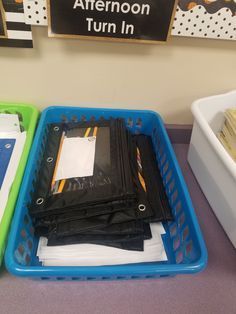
left=84, top=127, right=91, bottom=137
left=93, top=127, right=98, bottom=137
left=51, top=131, right=65, bottom=190
left=58, top=179, right=66, bottom=193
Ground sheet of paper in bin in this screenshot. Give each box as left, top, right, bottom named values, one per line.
left=37, top=223, right=168, bottom=267
left=0, top=131, right=26, bottom=222
left=0, top=114, right=21, bottom=133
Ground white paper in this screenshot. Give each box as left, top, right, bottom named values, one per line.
left=0, top=131, right=26, bottom=221
left=55, top=136, right=96, bottom=181
left=156, top=222, right=166, bottom=235
left=0, top=114, right=21, bottom=133
left=37, top=223, right=167, bottom=266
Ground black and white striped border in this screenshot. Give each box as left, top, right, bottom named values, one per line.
left=0, top=11, right=33, bottom=47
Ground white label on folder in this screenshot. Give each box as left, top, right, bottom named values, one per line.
left=55, top=136, right=96, bottom=181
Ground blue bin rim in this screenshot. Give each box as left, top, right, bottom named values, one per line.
left=5, top=106, right=208, bottom=278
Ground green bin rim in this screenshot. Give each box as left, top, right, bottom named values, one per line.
left=0, top=102, right=39, bottom=266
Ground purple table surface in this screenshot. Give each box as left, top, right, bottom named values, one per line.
left=0, top=138, right=236, bottom=314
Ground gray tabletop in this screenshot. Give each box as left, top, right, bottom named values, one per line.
left=0, top=142, right=235, bottom=314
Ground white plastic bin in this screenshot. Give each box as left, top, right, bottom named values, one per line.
left=188, top=90, right=236, bottom=248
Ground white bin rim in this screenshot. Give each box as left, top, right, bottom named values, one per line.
left=191, top=90, right=236, bottom=181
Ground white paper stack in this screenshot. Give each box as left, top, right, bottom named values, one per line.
left=37, top=223, right=168, bottom=266
left=0, top=114, right=26, bottom=222
left=218, top=108, right=236, bottom=162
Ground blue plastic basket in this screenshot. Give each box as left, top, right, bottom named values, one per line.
left=5, top=106, right=207, bottom=280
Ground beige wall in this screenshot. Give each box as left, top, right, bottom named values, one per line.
left=0, top=27, right=236, bottom=123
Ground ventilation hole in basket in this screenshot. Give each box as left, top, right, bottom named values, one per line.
left=24, top=215, right=29, bottom=225
left=170, top=224, right=177, bottom=237
left=182, top=226, right=189, bottom=241
left=173, top=236, right=180, bottom=251
left=60, top=115, right=68, bottom=123
left=163, top=161, right=169, bottom=175
left=152, top=141, right=158, bottom=154
left=38, top=150, right=43, bottom=161
left=32, top=179, right=36, bottom=189
left=42, top=138, right=47, bottom=147
left=159, top=146, right=164, bottom=158
left=178, top=213, right=185, bottom=228
left=176, top=251, right=183, bottom=264
left=168, top=179, right=175, bottom=193
left=101, top=277, right=110, bottom=280
left=160, top=274, right=169, bottom=278
left=117, top=276, right=126, bottom=280
left=152, top=144, right=158, bottom=158
left=90, top=115, right=96, bottom=121
left=56, top=277, right=65, bottom=281
left=185, top=241, right=193, bottom=256
left=25, top=254, right=31, bottom=265
left=18, top=245, right=25, bottom=256
left=27, top=239, right=33, bottom=250
left=145, top=275, right=155, bottom=279
left=175, top=201, right=182, bottom=215
left=171, top=190, right=178, bottom=204
left=136, top=118, right=142, bottom=128
left=155, top=136, right=161, bottom=149
left=41, top=277, right=50, bottom=280
left=30, top=226, right=35, bottom=236
left=81, top=115, right=87, bottom=122
left=29, top=194, right=34, bottom=206
left=71, top=277, right=81, bottom=280
left=131, top=276, right=140, bottom=279
left=87, top=277, right=96, bottom=280
left=165, top=170, right=172, bottom=184
left=42, top=134, right=46, bottom=144
left=71, top=115, right=78, bottom=122
left=20, top=229, right=27, bottom=239
left=35, top=166, right=40, bottom=176
left=152, top=128, right=157, bottom=137
left=99, top=116, right=105, bottom=121
left=127, top=118, right=133, bottom=128
left=160, top=154, right=166, bottom=166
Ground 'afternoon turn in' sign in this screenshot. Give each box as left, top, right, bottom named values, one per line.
left=48, top=0, right=177, bottom=43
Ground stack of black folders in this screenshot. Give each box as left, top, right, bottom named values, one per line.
left=30, top=118, right=173, bottom=253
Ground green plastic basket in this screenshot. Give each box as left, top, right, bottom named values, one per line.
left=0, top=103, right=39, bottom=266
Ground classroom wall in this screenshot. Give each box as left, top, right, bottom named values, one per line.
left=0, top=27, right=236, bottom=124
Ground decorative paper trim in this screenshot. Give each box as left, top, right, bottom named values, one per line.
left=23, top=0, right=47, bottom=26
left=178, top=0, right=236, bottom=15
left=171, top=5, right=236, bottom=40
left=21, top=0, right=236, bottom=41
left=0, top=0, right=33, bottom=47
